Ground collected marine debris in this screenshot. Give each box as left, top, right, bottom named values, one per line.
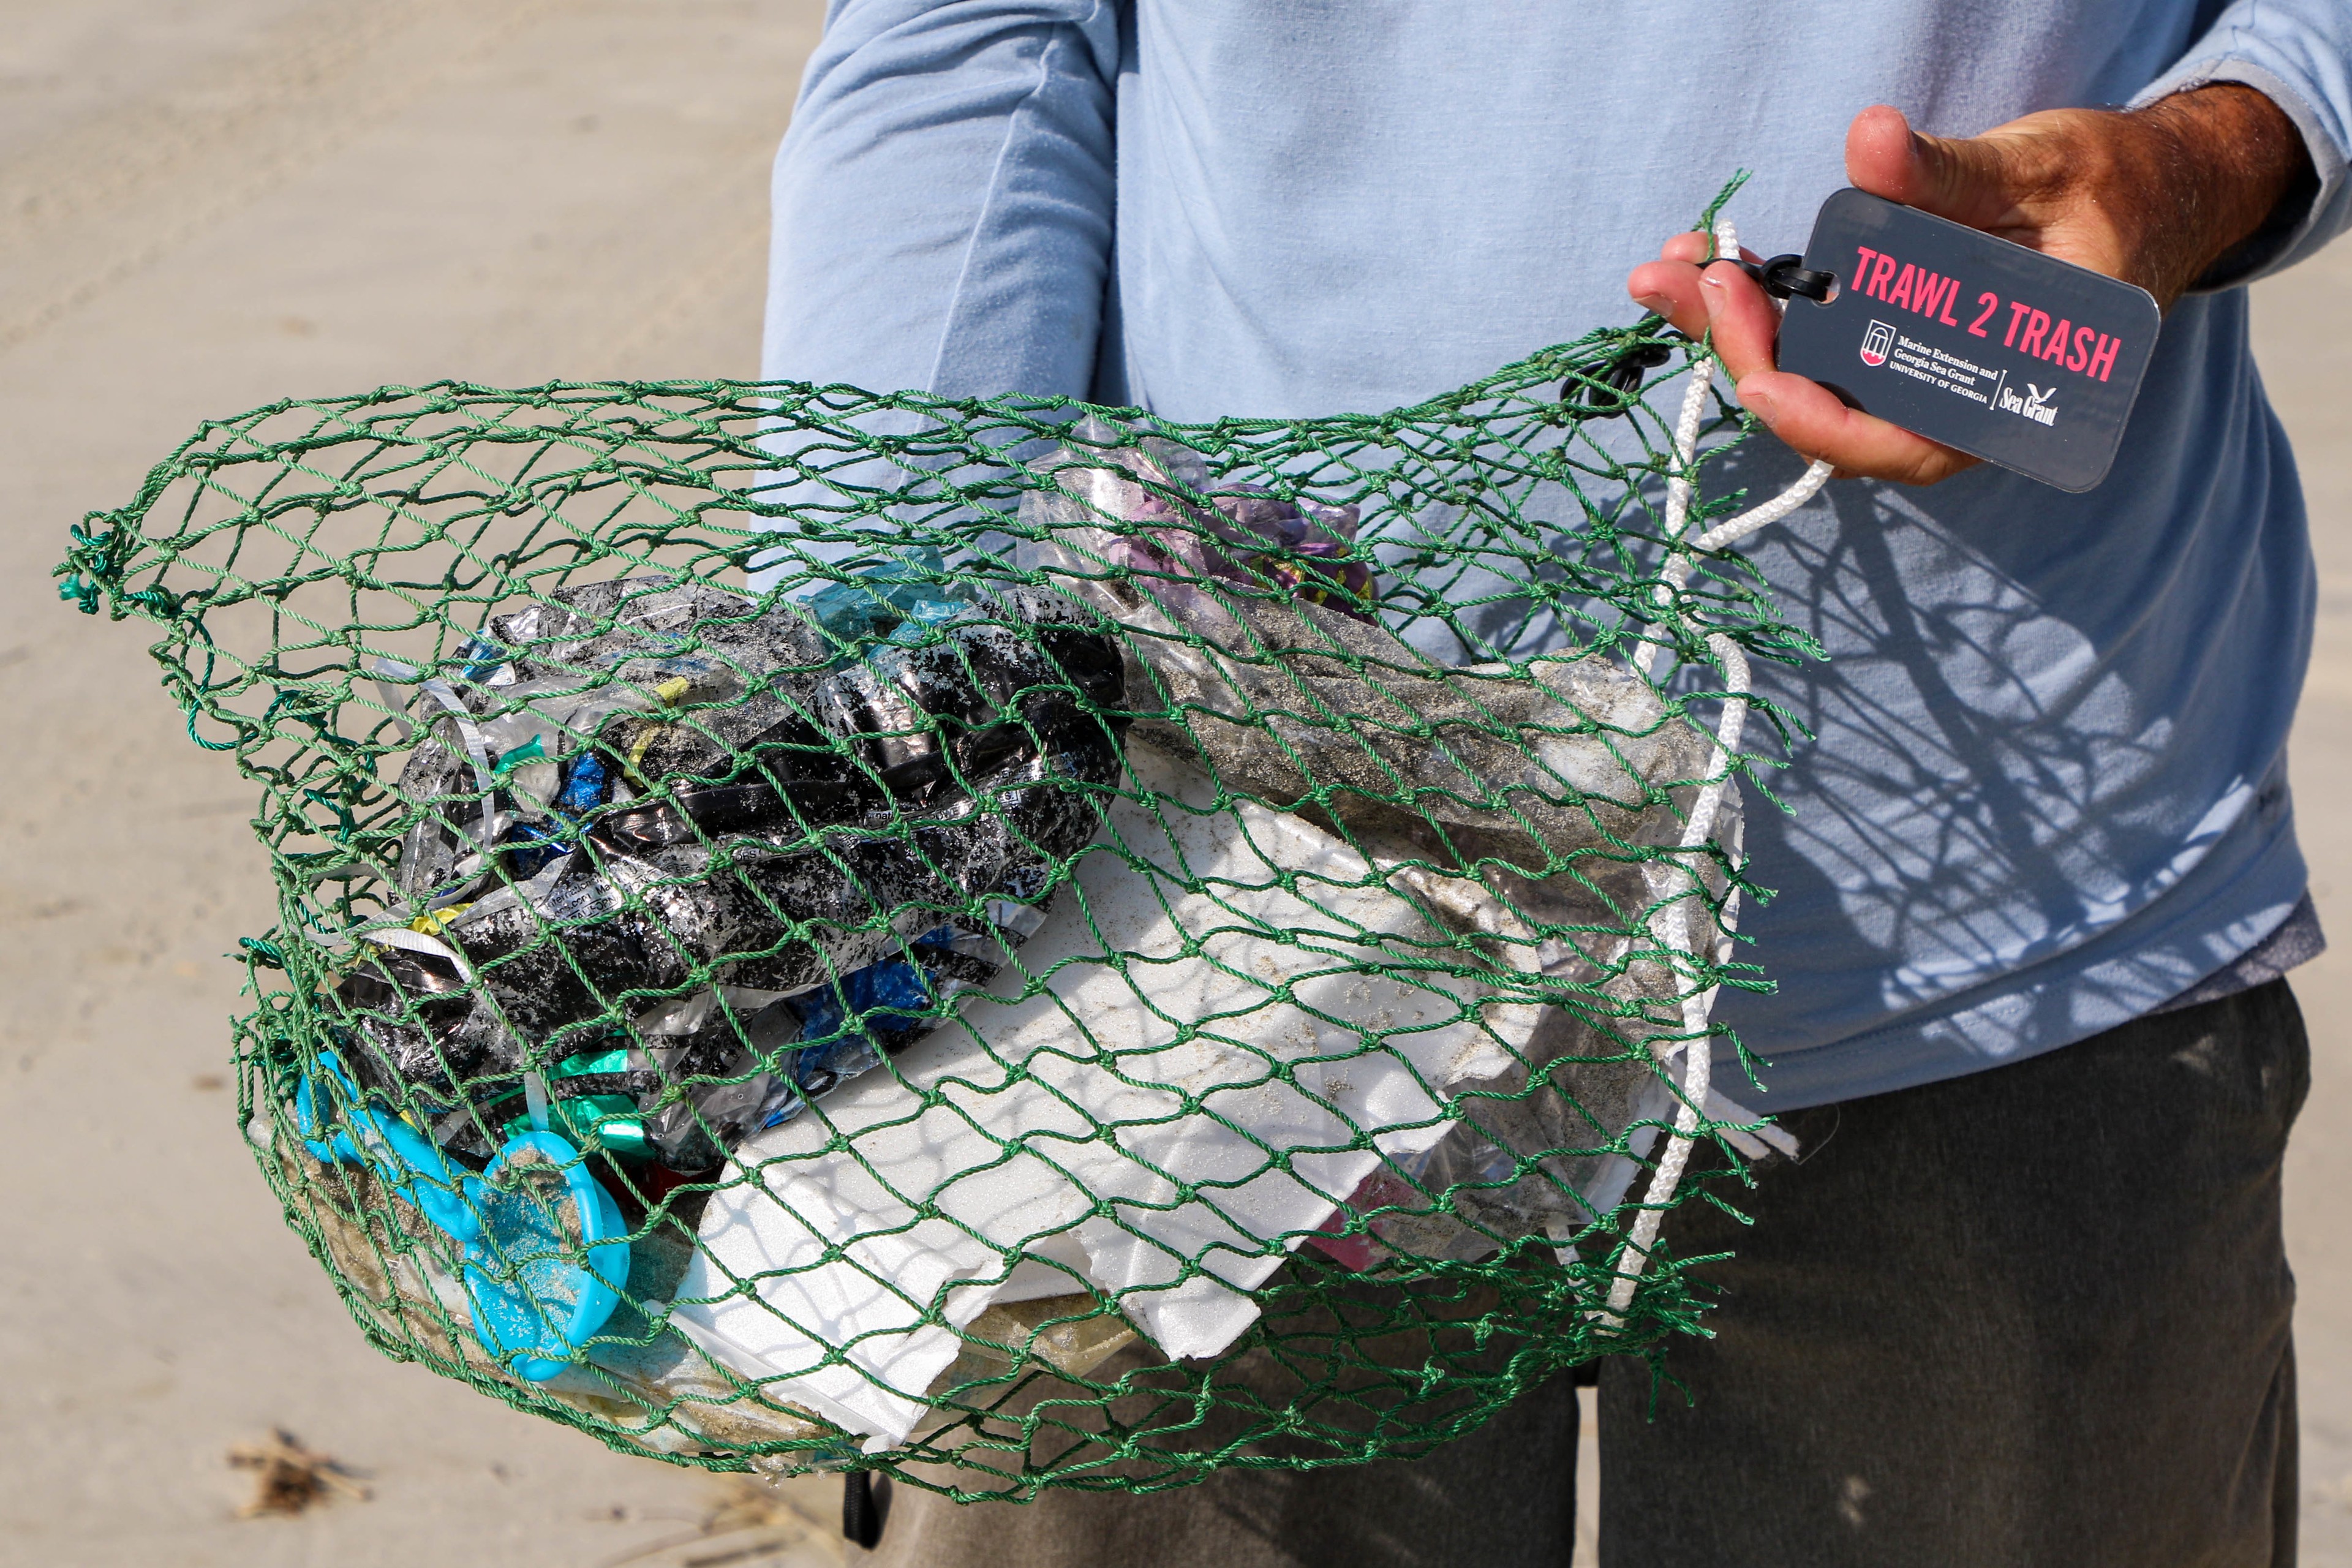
left=298, top=429, right=1771, bottom=1440
left=337, top=566, right=1125, bottom=1174
left=72, top=247, right=1809, bottom=1488
left=296, top=566, right=1125, bottom=1381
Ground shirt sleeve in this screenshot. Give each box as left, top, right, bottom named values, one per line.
left=761, top=0, right=1122, bottom=401
left=2132, top=0, right=2352, bottom=287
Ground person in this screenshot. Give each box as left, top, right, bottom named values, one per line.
left=756, top=6, right=2349, bottom=1563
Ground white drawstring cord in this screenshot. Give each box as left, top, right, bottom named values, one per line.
left=1634, top=273, right=1723, bottom=685
left=1605, top=631, right=1746, bottom=1319
left=1635, top=217, right=1836, bottom=680
left=1657, top=349, right=1718, bottom=568
left=1600, top=216, right=1836, bottom=1325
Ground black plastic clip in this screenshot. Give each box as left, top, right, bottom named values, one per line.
left=1735, top=254, right=1836, bottom=303
left=843, top=1470, right=889, bottom=1550
left=1564, top=325, right=1683, bottom=419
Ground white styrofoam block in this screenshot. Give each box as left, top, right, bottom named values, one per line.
left=671, top=750, right=1539, bottom=1444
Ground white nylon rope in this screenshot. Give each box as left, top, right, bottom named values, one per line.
left=1602, top=217, right=1836, bottom=1324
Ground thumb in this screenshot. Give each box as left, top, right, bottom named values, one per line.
left=1844, top=104, right=2016, bottom=229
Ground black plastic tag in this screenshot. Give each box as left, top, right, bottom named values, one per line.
left=1774, top=189, right=2160, bottom=492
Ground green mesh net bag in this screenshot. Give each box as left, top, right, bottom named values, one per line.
left=56, top=206, right=1834, bottom=1500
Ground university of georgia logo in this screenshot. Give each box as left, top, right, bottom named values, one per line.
left=1859, top=319, right=1895, bottom=368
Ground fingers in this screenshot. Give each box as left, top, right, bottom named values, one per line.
left=1844, top=104, right=2035, bottom=233
left=1695, top=260, right=1781, bottom=381
left=1662, top=231, right=1713, bottom=265
left=1627, top=241, right=1761, bottom=337
left=1659, top=233, right=1758, bottom=266
left=1844, top=105, right=1930, bottom=201
left=1627, top=260, right=1709, bottom=337
left=1735, top=369, right=1981, bottom=485
left=1627, top=252, right=1800, bottom=372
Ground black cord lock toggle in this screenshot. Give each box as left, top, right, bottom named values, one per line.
left=1734, top=254, right=1836, bottom=303
left=1563, top=324, right=1683, bottom=418
left=1561, top=251, right=1831, bottom=420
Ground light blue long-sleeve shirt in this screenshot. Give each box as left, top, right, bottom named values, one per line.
left=759, top=0, right=2351, bottom=1109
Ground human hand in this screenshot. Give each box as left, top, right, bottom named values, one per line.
left=1626, top=86, right=2312, bottom=484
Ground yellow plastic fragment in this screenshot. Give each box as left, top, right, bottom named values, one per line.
left=409, top=904, right=471, bottom=937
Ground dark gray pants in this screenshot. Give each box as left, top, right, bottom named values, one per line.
left=864, top=980, right=2309, bottom=1568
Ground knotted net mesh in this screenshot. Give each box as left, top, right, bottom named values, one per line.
left=56, top=211, right=1820, bottom=1501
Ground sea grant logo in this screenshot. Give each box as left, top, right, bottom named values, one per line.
left=1998, top=380, right=2058, bottom=427
left=1859, top=319, right=1894, bottom=368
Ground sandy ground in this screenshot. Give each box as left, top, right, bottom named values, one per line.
left=0, top=4, right=2344, bottom=1564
